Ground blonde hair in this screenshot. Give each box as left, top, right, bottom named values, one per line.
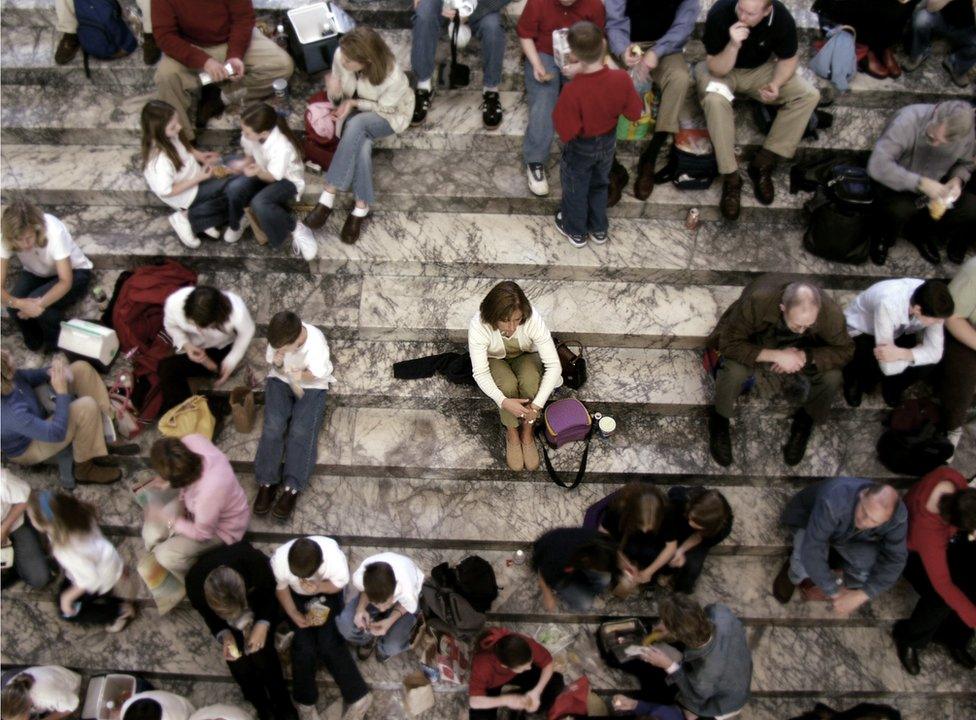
left=0, top=673, right=34, bottom=719
left=1, top=201, right=47, bottom=253
left=204, top=566, right=248, bottom=621
left=28, top=490, right=99, bottom=546
left=338, top=27, right=395, bottom=86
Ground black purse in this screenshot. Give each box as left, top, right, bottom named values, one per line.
left=437, top=16, right=470, bottom=89
left=556, top=340, right=588, bottom=389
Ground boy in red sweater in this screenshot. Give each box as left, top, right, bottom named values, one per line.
left=553, top=22, right=643, bottom=248
left=468, top=628, right=564, bottom=719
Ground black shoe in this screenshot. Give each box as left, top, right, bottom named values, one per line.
left=772, top=558, right=796, bottom=604
left=411, top=88, right=433, bottom=126
left=253, top=485, right=277, bottom=515
left=481, top=91, right=502, bottom=130
left=948, top=645, right=976, bottom=670
left=707, top=408, right=733, bottom=467
left=895, top=637, right=921, bottom=676
left=881, top=380, right=903, bottom=409
left=869, top=236, right=889, bottom=266
left=54, top=32, right=80, bottom=64
left=356, top=638, right=376, bottom=661
left=653, top=157, right=678, bottom=184
left=783, top=410, right=813, bottom=466
left=947, top=239, right=968, bottom=265
left=142, top=33, right=161, bottom=65
left=843, top=372, right=863, bottom=408
left=910, top=237, right=942, bottom=265
left=196, top=84, right=225, bottom=130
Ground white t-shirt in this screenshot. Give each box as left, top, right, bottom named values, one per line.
left=266, top=323, right=336, bottom=391
left=11, top=666, right=81, bottom=714
left=0, top=213, right=93, bottom=277
left=189, top=704, right=253, bottom=720
left=144, top=139, right=200, bottom=210
left=162, top=286, right=256, bottom=373
left=241, top=126, right=306, bottom=199
left=122, top=691, right=195, bottom=720
left=52, top=530, right=124, bottom=595
left=1, top=467, right=31, bottom=533
left=271, top=536, right=349, bottom=594
left=351, top=552, right=424, bottom=614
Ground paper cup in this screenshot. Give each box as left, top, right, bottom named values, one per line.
left=598, top=415, right=617, bottom=437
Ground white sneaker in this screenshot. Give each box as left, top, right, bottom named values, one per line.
left=292, top=222, right=318, bottom=261
left=526, top=163, right=549, bottom=196
left=168, top=211, right=200, bottom=249
left=202, top=227, right=221, bottom=239
left=223, top=214, right=249, bottom=244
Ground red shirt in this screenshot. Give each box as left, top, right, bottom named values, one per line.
left=516, top=0, right=606, bottom=56
left=905, top=467, right=976, bottom=628
left=468, top=629, right=553, bottom=697
left=553, top=67, right=643, bottom=143
left=153, top=0, right=256, bottom=70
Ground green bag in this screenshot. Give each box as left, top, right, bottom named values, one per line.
left=616, top=87, right=656, bottom=140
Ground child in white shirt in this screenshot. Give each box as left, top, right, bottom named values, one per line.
left=224, top=103, right=317, bottom=260
left=0, top=665, right=81, bottom=720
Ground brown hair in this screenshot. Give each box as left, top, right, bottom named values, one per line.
left=150, top=437, right=204, bottom=488
left=658, top=592, right=713, bottom=648
left=686, top=488, right=732, bottom=539
left=362, top=561, right=396, bottom=603
left=288, top=538, right=324, bottom=578
left=241, top=102, right=303, bottom=160
left=567, top=21, right=605, bottom=64
left=491, top=634, right=532, bottom=668
left=184, top=286, right=232, bottom=329
left=1, top=348, right=15, bottom=395
left=0, top=673, right=35, bottom=719
left=28, top=490, right=99, bottom=546
left=1, top=201, right=47, bottom=253
left=610, top=482, right=668, bottom=539
left=140, top=99, right=190, bottom=171
left=338, top=26, right=396, bottom=87
left=939, top=488, right=976, bottom=532
left=268, top=311, right=303, bottom=349
left=479, top=281, right=533, bottom=327
left=204, top=566, right=249, bottom=621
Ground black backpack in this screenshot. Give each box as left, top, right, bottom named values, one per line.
left=876, top=400, right=953, bottom=476
left=802, top=164, right=876, bottom=264
left=420, top=557, right=498, bottom=638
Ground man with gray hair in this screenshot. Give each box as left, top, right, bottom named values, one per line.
left=705, top=274, right=854, bottom=467
left=867, top=100, right=975, bottom=266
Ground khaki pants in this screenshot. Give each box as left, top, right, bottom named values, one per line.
left=155, top=29, right=294, bottom=139
left=150, top=534, right=221, bottom=582
left=695, top=61, right=820, bottom=174
left=10, top=361, right=110, bottom=466
left=489, top=353, right=542, bottom=428
left=648, top=53, right=694, bottom=135
left=55, top=0, right=152, bottom=33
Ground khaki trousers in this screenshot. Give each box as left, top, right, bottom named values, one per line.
left=155, top=29, right=294, bottom=139
left=150, top=534, right=221, bottom=582
left=695, top=60, right=820, bottom=174
left=648, top=53, right=694, bottom=135
left=489, top=353, right=543, bottom=428
left=10, top=361, right=111, bottom=466
left=55, top=0, right=152, bottom=33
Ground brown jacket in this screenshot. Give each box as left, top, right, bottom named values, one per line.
left=707, top=274, right=854, bottom=371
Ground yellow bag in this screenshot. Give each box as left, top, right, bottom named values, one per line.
left=616, top=88, right=656, bottom=140
left=157, top=395, right=215, bottom=440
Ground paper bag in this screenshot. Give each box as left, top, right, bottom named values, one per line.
left=403, top=672, right=435, bottom=716
left=229, top=385, right=256, bottom=433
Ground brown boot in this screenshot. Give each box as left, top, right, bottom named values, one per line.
left=142, top=33, right=161, bottom=65
left=253, top=485, right=277, bottom=515
left=882, top=47, right=901, bottom=78
left=607, top=158, right=629, bottom=208
left=245, top=208, right=268, bottom=245
left=865, top=50, right=889, bottom=79
left=272, top=488, right=299, bottom=521
left=634, top=149, right=656, bottom=201
left=55, top=33, right=80, bottom=65
left=719, top=172, right=742, bottom=221
left=747, top=148, right=776, bottom=206
left=196, top=84, right=225, bottom=130
left=340, top=212, right=366, bottom=244
left=75, top=460, right=122, bottom=484
left=304, top=203, right=333, bottom=230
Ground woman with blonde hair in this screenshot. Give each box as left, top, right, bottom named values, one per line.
left=598, top=482, right=679, bottom=590
left=0, top=201, right=93, bottom=351
left=303, top=27, right=415, bottom=244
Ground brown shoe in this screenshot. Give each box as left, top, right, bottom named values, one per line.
left=272, top=488, right=299, bottom=520
left=607, top=158, right=629, bottom=208
left=634, top=151, right=655, bottom=201
left=522, top=437, right=540, bottom=471
left=720, top=172, right=742, bottom=221
left=55, top=33, right=80, bottom=65
left=304, top=203, right=333, bottom=230
left=747, top=162, right=775, bottom=205
left=142, top=33, right=161, bottom=65
left=107, top=441, right=140, bottom=456
left=253, top=484, right=277, bottom=515
left=340, top=212, right=366, bottom=244
left=865, top=50, right=889, bottom=79
left=75, top=460, right=121, bottom=484
left=244, top=208, right=268, bottom=245
left=506, top=435, right=524, bottom=471
left=799, top=578, right=832, bottom=602
left=882, top=47, right=901, bottom=78
left=196, top=84, right=225, bottom=130
left=772, top=558, right=795, bottom=604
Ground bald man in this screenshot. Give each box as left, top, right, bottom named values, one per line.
left=705, top=274, right=854, bottom=468
left=775, top=478, right=907, bottom=617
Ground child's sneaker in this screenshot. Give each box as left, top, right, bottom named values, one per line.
left=168, top=211, right=200, bottom=249
left=555, top=212, right=586, bottom=248
left=223, top=214, right=249, bottom=244
left=590, top=230, right=608, bottom=245
left=526, top=163, right=549, bottom=196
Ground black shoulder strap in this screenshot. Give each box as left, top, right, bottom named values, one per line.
left=534, top=421, right=594, bottom=490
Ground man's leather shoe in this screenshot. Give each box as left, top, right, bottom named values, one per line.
left=55, top=33, right=80, bottom=65
left=272, top=488, right=298, bottom=521
left=895, top=637, right=921, bottom=676
left=143, top=33, right=161, bottom=65
left=304, top=203, right=332, bottom=230
left=634, top=149, right=656, bottom=200
left=254, top=485, right=277, bottom=515
left=947, top=240, right=968, bottom=265
left=196, top=85, right=226, bottom=129
left=340, top=212, right=366, bottom=244
left=773, top=559, right=796, bottom=604
left=608, top=159, right=629, bottom=208
left=708, top=408, right=733, bottom=467
left=783, top=410, right=813, bottom=466
left=869, top=236, right=889, bottom=266
left=843, top=373, right=863, bottom=408
left=911, top=238, right=941, bottom=265
left=948, top=645, right=976, bottom=670
left=747, top=163, right=775, bottom=205
left=720, top=173, right=743, bottom=221
left=865, top=50, right=889, bottom=79
left=883, top=48, right=902, bottom=78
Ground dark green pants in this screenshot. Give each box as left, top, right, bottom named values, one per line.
left=714, top=358, right=842, bottom=422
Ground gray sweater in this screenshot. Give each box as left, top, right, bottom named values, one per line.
left=868, top=104, right=975, bottom=194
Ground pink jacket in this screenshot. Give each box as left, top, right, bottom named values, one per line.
left=174, top=434, right=250, bottom=544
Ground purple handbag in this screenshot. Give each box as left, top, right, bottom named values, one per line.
left=536, top=398, right=594, bottom=489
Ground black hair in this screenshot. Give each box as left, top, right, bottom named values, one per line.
left=910, top=280, right=954, bottom=319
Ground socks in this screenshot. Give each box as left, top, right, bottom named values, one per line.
left=352, top=206, right=369, bottom=218
left=417, top=78, right=433, bottom=91
left=483, top=86, right=498, bottom=94
left=318, top=190, right=335, bottom=208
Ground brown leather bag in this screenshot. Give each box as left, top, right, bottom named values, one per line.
left=557, top=340, right=587, bottom=389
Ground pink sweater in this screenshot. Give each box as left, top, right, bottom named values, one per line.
left=174, top=434, right=250, bottom=544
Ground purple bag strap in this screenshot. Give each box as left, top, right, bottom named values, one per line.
left=534, top=420, right=594, bottom=490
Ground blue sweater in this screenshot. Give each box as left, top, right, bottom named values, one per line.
left=1, top=369, right=71, bottom=458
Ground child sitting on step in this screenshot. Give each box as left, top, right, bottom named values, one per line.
left=141, top=100, right=230, bottom=250
left=225, top=103, right=317, bottom=260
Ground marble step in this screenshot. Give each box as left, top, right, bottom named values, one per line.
left=5, top=595, right=974, bottom=697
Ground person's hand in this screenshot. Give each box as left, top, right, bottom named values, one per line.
left=243, top=163, right=260, bottom=177
left=523, top=403, right=541, bottom=423
left=16, top=297, right=45, bottom=320
left=772, top=348, right=806, bottom=374
left=641, top=49, right=659, bottom=72
left=541, top=590, right=557, bottom=612
left=501, top=397, right=531, bottom=419
left=213, top=361, right=233, bottom=388
left=523, top=690, right=541, bottom=713
left=944, top=176, right=964, bottom=202
left=324, top=71, right=342, bottom=99
left=759, top=82, right=780, bottom=103
left=441, top=6, right=457, bottom=19
left=612, top=695, right=639, bottom=713
left=624, top=45, right=642, bottom=67
left=246, top=622, right=269, bottom=654
left=354, top=608, right=370, bottom=630
left=59, top=590, right=77, bottom=617
left=49, top=358, right=69, bottom=395
left=369, top=616, right=393, bottom=637
left=298, top=577, right=319, bottom=594
left=729, top=21, right=750, bottom=46
left=532, top=63, right=552, bottom=83
left=874, top=344, right=908, bottom=364
left=830, top=588, right=869, bottom=618
left=918, top=176, right=946, bottom=201
left=222, top=634, right=241, bottom=661
left=668, top=549, right=686, bottom=568
left=226, top=57, right=245, bottom=81
left=561, top=61, right=582, bottom=79
left=203, top=57, right=229, bottom=82
left=334, top=99, right=356, bottom=121
left=640, top=645, right=675, bottom=669
left=289, top=611, right=311, bottom=629
left=195, top=164, right=214, bottom=184
left=506, top=695, right=530, bottom=711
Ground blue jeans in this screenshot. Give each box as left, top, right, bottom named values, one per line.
left=523, top=53, right=564, bottom=165
left=225, top=176, right=298, bottom=248
left=253, top=378, right=328, bottom=493
left=411, top=0, right=506, bottom=87
left=324, top=112, right=394, bottom=206
left=553, top=569, right=612, bottom=611
left=559, top=132, right=617, bottom=238
left=9, top=269, right=91, bottom=351
left=335, top=591, right=418, bottom=659
left=788, top=528, right=876, bottom=592
left=7, top=518, right=52, bottom=589
left=909, top=8, right=976, bottom=75
left=186, top=176, right=230, bottom=235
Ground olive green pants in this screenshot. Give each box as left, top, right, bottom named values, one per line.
left=489, top=353, right=542, bottom=428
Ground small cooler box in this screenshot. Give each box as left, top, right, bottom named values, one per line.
left=287, top=3, right=341, bottom=74
left=81, top=674, right=137, bottom=720
left=57, top=318, right=119, bottom=372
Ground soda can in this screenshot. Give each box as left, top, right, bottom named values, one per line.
left=91, top=285, right=107, bottom=303
left=685, top=207, right=700, bottom=231
left=513, top=549, right=526, bottom=565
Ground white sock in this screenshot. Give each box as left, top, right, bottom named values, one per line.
left=483, top=86, right=498, bottom=93
left=352, top=206, right=369, bottom=218
left=417, top=78, right=432, bottom=91
left=318, top=190, right=335, bottom=208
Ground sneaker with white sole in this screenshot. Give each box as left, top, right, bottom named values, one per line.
left=590, top=230, right=608, bottom=245
left=555, top=212, right=587, bottom=248
left=526, top=163, right=549, bottom=196
left=223, top=214, right=250, bottom=244
left=202, top=227, right=221, bottom=239
left=168, top=211, right=200, bottom=248
left=292, top=222, right=318, bottom=261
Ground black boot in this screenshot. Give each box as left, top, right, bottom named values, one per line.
left=894, top=635, right=921, bottom=676
left=707, top=407, right=733, bottom=467
left=783, top=409, right=814, bottom=466
left=869, top=234, right=890, bottom=266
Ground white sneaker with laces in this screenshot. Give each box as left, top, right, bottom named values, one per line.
left=292, top=222, right=318, bottom=261
left=168, top=211, right=200, bottom=248
left=223, top=214, right=250, bottom=244
left=526, top=163, right=549, bottom=196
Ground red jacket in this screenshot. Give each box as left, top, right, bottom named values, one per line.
left=152, top=0, right=256, bottom=70
left=469, top=628, right=552, bottom=697
left=905, top=467, right=976, bottom=628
